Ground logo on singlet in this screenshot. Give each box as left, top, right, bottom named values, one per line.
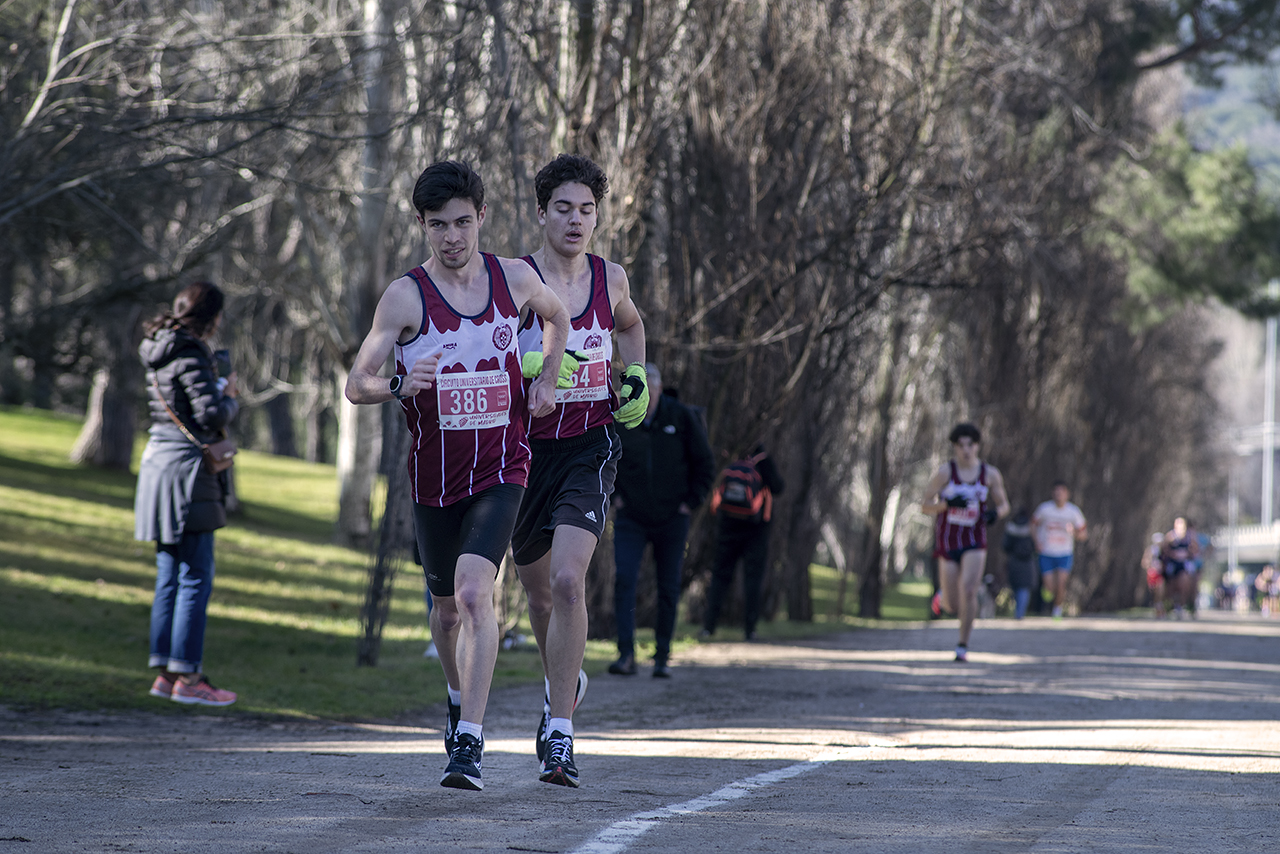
left=585, top=333, right=603, bottom=349
left=493, top=324, right=512, bottom=350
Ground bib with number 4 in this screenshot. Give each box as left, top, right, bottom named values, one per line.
left=946, top=501, right=980, bottom=528
left=437, top=370, right=511, bottom=430
left=555, top=347, right=609, bottom=403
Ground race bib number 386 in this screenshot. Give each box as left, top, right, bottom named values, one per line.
left=436, top=370, right=511, bottom=430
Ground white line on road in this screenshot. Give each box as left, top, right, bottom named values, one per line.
left=568, top=746, right=868, bottom=854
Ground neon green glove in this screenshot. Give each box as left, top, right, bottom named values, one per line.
left=521, top=350, right=582, bottom=389
left=614, top=362, right=649, bottom=429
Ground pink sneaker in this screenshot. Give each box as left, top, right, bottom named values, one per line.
left=149, top=673, right=177, bottom=698
left=171, top=677, right=237, bottom=707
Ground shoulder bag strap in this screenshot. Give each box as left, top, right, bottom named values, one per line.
left=151, top=374, right=207, bottom=451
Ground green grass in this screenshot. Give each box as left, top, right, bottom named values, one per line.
left=0, top=405, right=927, bottom=721
left=0, top=406, right=480, bottom=720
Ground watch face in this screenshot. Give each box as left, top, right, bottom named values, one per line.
left=389, top=375, right=402, bottom=395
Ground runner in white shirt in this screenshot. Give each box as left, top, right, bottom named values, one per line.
left=1032, top=481, right=1087, bottom=618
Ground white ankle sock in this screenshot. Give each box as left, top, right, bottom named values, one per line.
left=547, top=717, right=573, bottom=737
left=447, top=687, right=462, bottom=706
left=457, top=721, right=482, bottom=740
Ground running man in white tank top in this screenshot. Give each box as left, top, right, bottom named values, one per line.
left=345, top=161, right=569, bottom=791
left=511, top=154, right=647, bottom=788
left=1032, top=480, right=1087, bottom=618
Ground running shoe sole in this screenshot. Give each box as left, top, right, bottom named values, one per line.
left=539, top=765, right=579, bottom=788
left=440, top=769, right=483, bottom=790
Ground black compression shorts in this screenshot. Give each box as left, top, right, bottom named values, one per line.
left=413, top=482, right=524, bottom=597
left=512, top=425, right=620, bottom=566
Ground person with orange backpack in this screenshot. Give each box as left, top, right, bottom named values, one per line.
left=699, top=445, right=786, bottom=641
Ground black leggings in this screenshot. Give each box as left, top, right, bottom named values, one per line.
left=413, top=482, right=524, bottom=597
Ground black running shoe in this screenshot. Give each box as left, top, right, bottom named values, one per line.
left=539, top=730, right=579, bottom=788
left=536, top=669, right=588, bottom=761
left=441, top=733, right=484, bottom=790
left=444, top=696, right=461, bottom=756
left=536, top=710, right=550, bottom=762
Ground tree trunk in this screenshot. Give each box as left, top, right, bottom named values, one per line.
left=0, top=248, right=18, bottom=405
left=335, top=371, right=382, bottom=549
left=335, top=0, right=393, bottom=546
left=70, top=305, right=141, bottom=470
left=265, top=392, right=298, bottom=457
left=357, top=402, right=415, bottom=666
left=858, top=320, right=907, bottom=618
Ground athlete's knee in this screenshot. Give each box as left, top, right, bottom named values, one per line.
left=452, top=585, right=496, bottom=624
left=517, top=567, right=552, bottom=616
left=549, top=567, right=586, bottom=606
left=431, top=600, right=462, bottom=633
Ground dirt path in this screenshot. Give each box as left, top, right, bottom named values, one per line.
left=4, top=613, right=1279, bottom=853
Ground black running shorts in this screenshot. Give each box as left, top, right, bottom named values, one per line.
left=413, top=482, right=525, bottom=597
left=512, top=425, right=620, bottom=566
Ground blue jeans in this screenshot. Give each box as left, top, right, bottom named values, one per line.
left=1013, top=587, right=1031, bottom=619
left=613, top=512, right=690, bottom=664
left=149, top=531, right=216, bottom=674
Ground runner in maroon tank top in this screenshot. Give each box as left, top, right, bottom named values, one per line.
left=509, top=154, right=648, bottom=788
left=345, top=161, right=570, bottom=791
left=920, top=423, right=1010, bottom=662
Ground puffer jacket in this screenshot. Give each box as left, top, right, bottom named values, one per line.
left=140, top=327, right=237, bottom=442
left=134, top=327, right=238, bottom=540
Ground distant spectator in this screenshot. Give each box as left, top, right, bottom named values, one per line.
left=134, top=282, right=239, bottom=707
left=1002, top=509, right=1036, bottom=620
left=1256, top=565, right=1278, bottom=617
left=700, top=445, right=786, bottom=641
left=610, top=363, right=715, bottom=678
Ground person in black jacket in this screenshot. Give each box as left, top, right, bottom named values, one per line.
left=609, top=363, right=715, bottom=677
left=1002, top=509, right=1036, bottom=620
left=134, top=282, right=239, bottom=707
left=699, top=446, right=785, bottom=641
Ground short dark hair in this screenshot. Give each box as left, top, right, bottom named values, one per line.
left=1052, top=479, right=1069, bottom=490
left=412, top=160, right=484, bottom=216
left=534, top=154, right=609, bottom=210
left=948, top=422, right=981, bottom=445
left=145, top=281, right=224, bottom=339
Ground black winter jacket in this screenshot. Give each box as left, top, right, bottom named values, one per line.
left=614, top=392, right=715, bottom=527
left=134, top=328, right=238, bottom=540
left=140, top=328, right=238, bottom=442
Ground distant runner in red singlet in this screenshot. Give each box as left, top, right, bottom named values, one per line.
left=920, top=423, right=1010, bottom=662
left=510, top=154, right=647, bottom=789
left=345, top=161, right=570, bottom=792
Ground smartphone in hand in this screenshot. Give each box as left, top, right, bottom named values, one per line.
left=213, top=349, right=232, bottom=379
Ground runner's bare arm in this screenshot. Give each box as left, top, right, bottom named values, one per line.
left=987, top=467, right=1011, bottom=521
left=503, top=259, right=569, bottom=417
left=344, top=276, right=433, bottom=404
left=606, top=261, right=646, bottom=367
left=920, top=466, right=951, bottom=515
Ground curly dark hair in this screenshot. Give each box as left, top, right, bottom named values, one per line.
left=534, top=154, right=609, bottom=211
left=144, top=281, right=225, bottom=339
left=412, top=160, right=485, bottom=216
left=948, top=422, right=981, bottom=445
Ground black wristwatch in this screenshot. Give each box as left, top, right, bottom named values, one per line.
left=389, top=374, right=406, bottom=400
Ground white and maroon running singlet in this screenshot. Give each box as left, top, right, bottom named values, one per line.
left=934, top=460, right=990, bottom=557
left=395, top=253, right=529, bottom=506
left=517, top=253, right=618, bottom=441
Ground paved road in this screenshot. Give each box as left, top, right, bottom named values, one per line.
left=4, top=613, right=1279, bottom=853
